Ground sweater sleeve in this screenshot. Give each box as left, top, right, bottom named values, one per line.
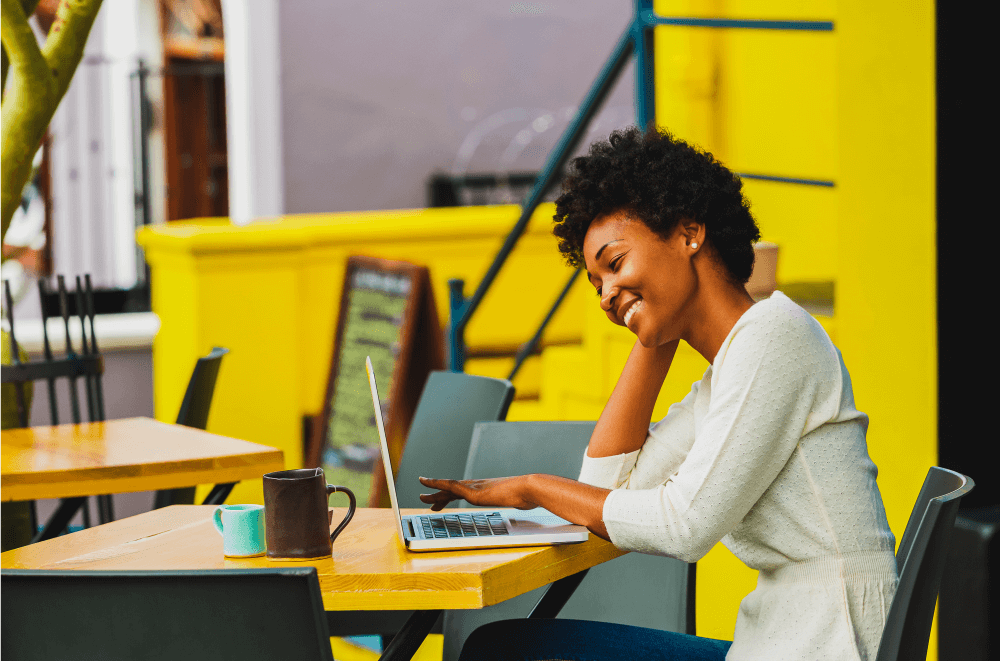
left=601, top=314, right=839, bottom=562
left=577, top=376, right=702, bottom=489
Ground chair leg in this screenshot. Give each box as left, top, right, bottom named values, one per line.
left=527, top=569, right=590, bottom=619
left=202, top=483, right=236, bottom=505
left=81, top=499, right=92, bottom=529
left=686, top=562, right=697, bottom=636
left=31, top=497, right=87, bottom=543
left=154, top=486, right=197, bottom=509
left=97, top=495, right=115, bottom=524
left=379, top=610, right=442, bottom=661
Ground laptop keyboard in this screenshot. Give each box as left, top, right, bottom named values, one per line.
left=416, top=512, right=509, bottom=538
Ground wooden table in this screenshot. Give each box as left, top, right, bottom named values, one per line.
left=1, top=505, right=625, bottom=659
left=1, top=417, right=284, bottom=541
left=1, top=417, right=284, bottom=502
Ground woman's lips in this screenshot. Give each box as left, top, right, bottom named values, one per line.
left=623, top=299, right=643, bottom=328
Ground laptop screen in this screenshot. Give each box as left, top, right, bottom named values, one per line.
left=365, top=356, right=408, bottom=544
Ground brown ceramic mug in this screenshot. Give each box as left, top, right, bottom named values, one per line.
left=262, top=468, right=356, bottom=560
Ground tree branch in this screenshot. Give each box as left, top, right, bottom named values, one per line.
left=1, top=0, right=102, bottom=245
left=1, top=0, right=50, bottom=87
left=1, top=0, right=42, bottom=100
left=2, top=46, right=8, bottom=96
left=40, top=0, right=102, bottom=101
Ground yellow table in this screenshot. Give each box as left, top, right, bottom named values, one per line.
left=1, top=505, right=620, bottom=609
left=1, top=417, right=284, bottom=543
left=1, top=505, right=624, bottom=659
left=1, top=417, right=284, bottom=502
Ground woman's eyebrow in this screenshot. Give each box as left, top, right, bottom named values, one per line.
left=594, top=239, right=622, bottom=262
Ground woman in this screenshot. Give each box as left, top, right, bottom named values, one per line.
left=419, top=126, right=897, bottom=661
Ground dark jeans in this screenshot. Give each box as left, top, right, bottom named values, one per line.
left=457, top=619, right=732, bottom=661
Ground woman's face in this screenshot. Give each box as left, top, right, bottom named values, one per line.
left=583, top=210, right=701, bottom=348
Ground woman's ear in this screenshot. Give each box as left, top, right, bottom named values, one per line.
left=678, top=218, right=706, bottom=251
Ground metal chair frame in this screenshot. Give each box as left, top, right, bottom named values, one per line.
left=152, top=346, right=234, bottom=509
left=876, top=466, right=974, bottom=661
left=3, top=276, right=112, bottom=541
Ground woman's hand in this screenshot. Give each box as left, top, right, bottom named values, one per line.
left=418, top=474, right=613, bottom=541
left=418, top=475, right=537, bottom=511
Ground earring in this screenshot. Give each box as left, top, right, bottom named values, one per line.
left=691, top=242, right=699, bottom=249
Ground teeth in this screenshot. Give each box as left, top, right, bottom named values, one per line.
left=624, top=300, right=642, bottom=327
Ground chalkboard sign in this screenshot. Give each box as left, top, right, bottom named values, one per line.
left=308, top=256, right=443, bottom=507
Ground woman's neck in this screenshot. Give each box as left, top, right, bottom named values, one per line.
left=683, top=273, right=757, bottom=365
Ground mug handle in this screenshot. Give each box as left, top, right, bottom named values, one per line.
left=326, top=485, right=356, bottom=544
left=212, top=505, right=225, bottom=537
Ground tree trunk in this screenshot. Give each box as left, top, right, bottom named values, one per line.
left=1, top=0, right=104, bottom=248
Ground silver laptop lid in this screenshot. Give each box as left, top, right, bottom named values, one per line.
left=366, top=356, right=408, bottom=545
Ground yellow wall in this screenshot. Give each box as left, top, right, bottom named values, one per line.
left=650, top=0, right=937, bottom=650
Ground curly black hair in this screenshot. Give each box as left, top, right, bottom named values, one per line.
left=553, top=126, right=760, bottom=283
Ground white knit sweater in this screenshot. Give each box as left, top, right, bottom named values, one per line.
left=578, top=291, right=898, bottom=661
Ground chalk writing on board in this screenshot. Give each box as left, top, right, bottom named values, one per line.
left=321, top=267, right=412, bottom=506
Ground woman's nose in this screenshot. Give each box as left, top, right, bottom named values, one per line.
left=600, top=284, right=617, bottom=311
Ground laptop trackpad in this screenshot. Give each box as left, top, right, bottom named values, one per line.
left=506, top=510, right=580, bottom=532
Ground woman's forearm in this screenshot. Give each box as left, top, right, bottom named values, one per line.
left=587, top=339, right=678, bottom=458
left=524, top=473, right=612, bottom=540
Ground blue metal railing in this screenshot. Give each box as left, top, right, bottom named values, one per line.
left=448, top=2, right=835, bottom=374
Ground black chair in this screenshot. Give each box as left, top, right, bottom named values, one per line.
left=1, top=276, right=111, bottom=546
left=875, top=466, right=974, bottom=661
left=153, top=346, right=231, bottom=509
left=0, top=568, right=335, bottom=661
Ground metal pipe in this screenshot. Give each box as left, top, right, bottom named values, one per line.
left=56, top=276, right=82, bottom=424
left=638, top=13, right=834, bottom=31
left=508, top=267, right=581, bottom=381
left=447, top=23, right=636, bottom=371
left=38, top=279, right=59, bottom=424
left=634, top=0, right=656, bottom=130
left=84, top=275, right=105, bottom=420
left=75, top=276, right=97, bottom=423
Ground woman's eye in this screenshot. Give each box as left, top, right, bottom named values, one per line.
left=610, top=254, right=624, bottom=271
left=595, top=287, right=602, bottom=297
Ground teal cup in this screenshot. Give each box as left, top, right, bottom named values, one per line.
left=213, top=504, right=266, bottom=557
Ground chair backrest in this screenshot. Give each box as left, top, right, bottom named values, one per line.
left=393, top=371, right=514, bottom=508
left=462, top=420, right=597, bottom=481
left=0, top=567, right=335, bottom=661
left=2, top=276, right=105, bottom=428
left=175, top=346, right=229, bottom=429
left=441, top=421, right=693, bottom=661
left=152, top=346, right=230, bottom=509
left=876, top=466, right=974, bottom=661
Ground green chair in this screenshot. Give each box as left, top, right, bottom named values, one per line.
left=326, top=370, right=515, bottom=646
left=392, top=371, right=515, bottom=508
left=1, top=568, right=335, bottom=661
left=441, top=420, right=695, bottom=661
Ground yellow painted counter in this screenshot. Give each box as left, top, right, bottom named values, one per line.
left=136, top=204, right=585, bottom=505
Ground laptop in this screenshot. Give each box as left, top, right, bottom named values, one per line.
left=365, top=356, right=589, bottom=552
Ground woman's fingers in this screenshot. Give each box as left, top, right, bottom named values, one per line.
left=419, top=477, right=459, bottom=490
left=419, top=476, right=466, bottom=511
left=419, top=491, right=455, bottom=505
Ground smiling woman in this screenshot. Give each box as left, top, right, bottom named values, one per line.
left=421, top=127, right=897, bottom=661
